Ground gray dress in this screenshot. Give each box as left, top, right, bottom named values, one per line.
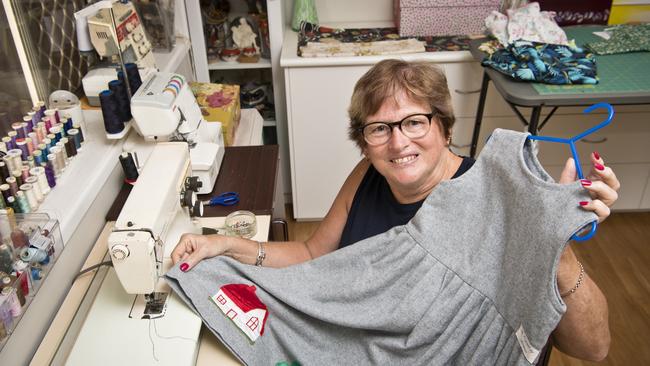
left=165, top=129, right=596, bottom=365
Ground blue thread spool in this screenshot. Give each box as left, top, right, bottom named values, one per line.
left=33, top=150, right=43, bottom=166
left=2, top=137, right=12, bottom=151
left=15, top=139, right=28, bottom=160
left=67, top=129, right=81, bottom=150
left=44, top=161, right=56, bottom=188
left=109, top=79, right=132, bottom=122
left=31, top=264, right=43, bottom=280
left=63, top=117, right=73, bottom=133
left=50, top=125, right=63, bottom=142
left=8, top=131, right=17, bottom=148
left=125, top=63, right=142, bottom=93
left=99, top=90, right=124, bottom=134
left=72, top=124, right=84, bottom=144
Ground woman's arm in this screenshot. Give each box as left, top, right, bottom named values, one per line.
left=171, top=159, right=371, bottom=270
left=551, top=152, right=619, bottom=361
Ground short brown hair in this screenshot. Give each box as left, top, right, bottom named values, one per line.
left=348, top=59, right=455, bottom=149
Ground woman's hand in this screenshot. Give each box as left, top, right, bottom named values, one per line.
left=559, top=151, right=620, bottom=222
left=171, top=233, right=231, bottom=272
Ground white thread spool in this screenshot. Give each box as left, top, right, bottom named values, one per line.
left=29, top=167, right=50, bottom=195
left=25, top=177, right=43, bottom=202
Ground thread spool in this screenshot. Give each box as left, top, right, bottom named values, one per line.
left=99, top=90, right=124, bottom=134
left=2, top=136, right=12, bottom=151
left=12, top=122, right=25, bottom=139
left=54, top=144, right=67, bottom=168
left=28, top=110, right=37, bottom=130
left=20, top=247, right=48, bottom=264
left=0, top=184, right=10, bottom=201
left=5, top=196, right=17, bottom=213
left=13, top=260, right=31, bottom=296
left=1, top=286, right=22, bottom=317
left=40, top=141, right=50, bottom=157
left=11, top=170, right=23, bottom=187
left=48, top=152, right=61, bottom=177
left=25, top=137, right=34, bottom=155
left=6, top=177, right=18, bottom=196
left=44, top=161, right=56, bottom=187
left=1, top=275, right=25, bottom=308
left=30, top=167, right=50, bottom=195
left=7, top=131, right=17, bottom=147
left=21, top=121, right=30, bottom=135
left=15, top=139, right=28, bottom=160
left=20, top=184, right=38, bottom=211
left=63, top=137, right=77, bottom=157
left=0, top=162, right=9, bottom=182
left=36, top=122, right=46, bottom=141
left=28, top=132, right=39, bottom=147
left=21, top=165, right=29, bottom=181
left=46, top=133, right=56, bottom=146
left=0, top=141, right=5, bottom=154
left=43, top=109, right=56, bottom=130
left=15, top=191, right=30, bottom=213
left=108, top=79, right=132, bottom=122
left=25, top=176, right=42, bottom=202
left=67, top=129, right=81, bottom=151
left=0, top=195, right=5, bottom=209
left=119, top=152, right=139, bottom=182
left=72, top=123, right=84, bottom=144
left=33, top=150, right=43, bottom=166
left=7, top=150, right=22, bottom=172
left=0, top=245, right=13, bottom=274
left=63, top=117, right=73, bottom=133
left=50, top=125, right=63, bottom=142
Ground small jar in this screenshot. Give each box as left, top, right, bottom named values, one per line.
left=220, top=47, right=240, bottom=63
left=225, top=210, right=257, bottom=239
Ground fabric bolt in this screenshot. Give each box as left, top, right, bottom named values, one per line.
left=165, top=129, right=596, bottom=365
left=586, top=24, right=650, bottom=55
left=485, top=2, right=569, bottom=46
left=481, top=40, right=598, bottom=85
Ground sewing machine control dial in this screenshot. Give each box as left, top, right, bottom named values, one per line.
left=181, top=190, right=197, bottom=207
left=110, top=244, right=130, bottom=260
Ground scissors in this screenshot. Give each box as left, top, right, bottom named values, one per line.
left=202, top=191, right=240, bottom=206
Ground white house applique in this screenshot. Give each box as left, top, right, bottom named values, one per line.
left=211, top=283, right=269, bottom=342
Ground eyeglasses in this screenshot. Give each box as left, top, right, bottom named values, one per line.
left=359, top=113, right=433, bottom=146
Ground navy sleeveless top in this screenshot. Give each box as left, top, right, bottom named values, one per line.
left=339, top=156, right=475, bottom=248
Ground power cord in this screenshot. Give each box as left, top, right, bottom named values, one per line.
left=74, top=260, right=113, bottom=281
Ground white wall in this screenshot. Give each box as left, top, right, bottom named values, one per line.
left=284, top=0, right=394, bottom=25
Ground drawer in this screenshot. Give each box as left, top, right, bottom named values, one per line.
left=542, top=163, right=650, bottom=211
left=641, top=175, right=650, bottom=209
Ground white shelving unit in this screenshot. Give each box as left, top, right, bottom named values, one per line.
left=186, top=0, right=290, bottom=203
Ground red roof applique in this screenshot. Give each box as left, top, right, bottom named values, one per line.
left=220, top=284, right=269, bottom=334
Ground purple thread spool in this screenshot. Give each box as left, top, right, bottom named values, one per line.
left=2, top=137, right=12, bottom=151
left=8, top=131, right=18, bottom=148
left=29, top=111, right=38, bottom=130
left=43, top=110, right=56, bottom=131
left=54, top=109, right=61, bottom=124
left=99, top=89, right=124, bottom=134
left=44, top=162, right=56, bottom=188
left=15, top=139, right=29, bottom=160
left=12, top=122, right=25, bottom=139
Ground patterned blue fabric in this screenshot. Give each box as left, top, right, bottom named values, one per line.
left=482, top=40, right=598, bottom=85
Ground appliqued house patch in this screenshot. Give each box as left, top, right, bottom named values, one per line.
left=211, top=283, right=268, bottom=342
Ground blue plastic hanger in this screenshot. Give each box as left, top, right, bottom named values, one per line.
left=527, top=102, right=615, bottom=242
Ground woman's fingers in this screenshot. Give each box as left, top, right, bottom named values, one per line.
left=580, top=179, right=619, bottom=207
left=587, top=152, right=620, bottom=193
left=579, top=199, right=611, bottom=223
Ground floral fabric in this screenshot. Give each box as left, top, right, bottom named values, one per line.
left=481, top=40, right=598, bottom=85
left=485, top=2, right=569, bottom=46
left=586, top=24, right=650, bottom=55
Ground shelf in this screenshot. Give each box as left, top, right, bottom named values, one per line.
left=208, top=57, right=272, bottom=70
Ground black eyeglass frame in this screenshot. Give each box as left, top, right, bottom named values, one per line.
left=358, top=113, right=434, bottom=146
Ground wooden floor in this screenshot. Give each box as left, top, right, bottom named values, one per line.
left=284, top=207, right=650, bottom=365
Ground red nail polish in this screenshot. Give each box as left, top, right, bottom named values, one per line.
left=180, top=263, right=189, bottom=272
left=593, top=151, right=600, bottom=160
left=579, top=201, right=589, bottom=206
left=580, top=179, right=592, bottom=186
left=594, top=162, right=605, bottom=171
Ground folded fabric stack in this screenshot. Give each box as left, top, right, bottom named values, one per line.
left=586, top=24, right=650, bottom=55
left=481, top=2, right=598, bottom=85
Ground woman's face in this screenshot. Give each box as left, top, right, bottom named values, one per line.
left=362, top=92, right=450, bottom=197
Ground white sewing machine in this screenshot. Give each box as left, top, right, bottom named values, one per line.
left=130, top=71, right=225, bottom=195
left=65, top=142, right=203, bottom=365
left=108, top=142, right=201, bottom=300
left=74, top=0, right=156, bottom=106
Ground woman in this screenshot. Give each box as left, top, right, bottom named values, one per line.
left=172, top=60, right=618, bottom=361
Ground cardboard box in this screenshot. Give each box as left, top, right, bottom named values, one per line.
left=394, top=0, right=500, bottom=37
left=190, top=82, right=241, bottom=146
